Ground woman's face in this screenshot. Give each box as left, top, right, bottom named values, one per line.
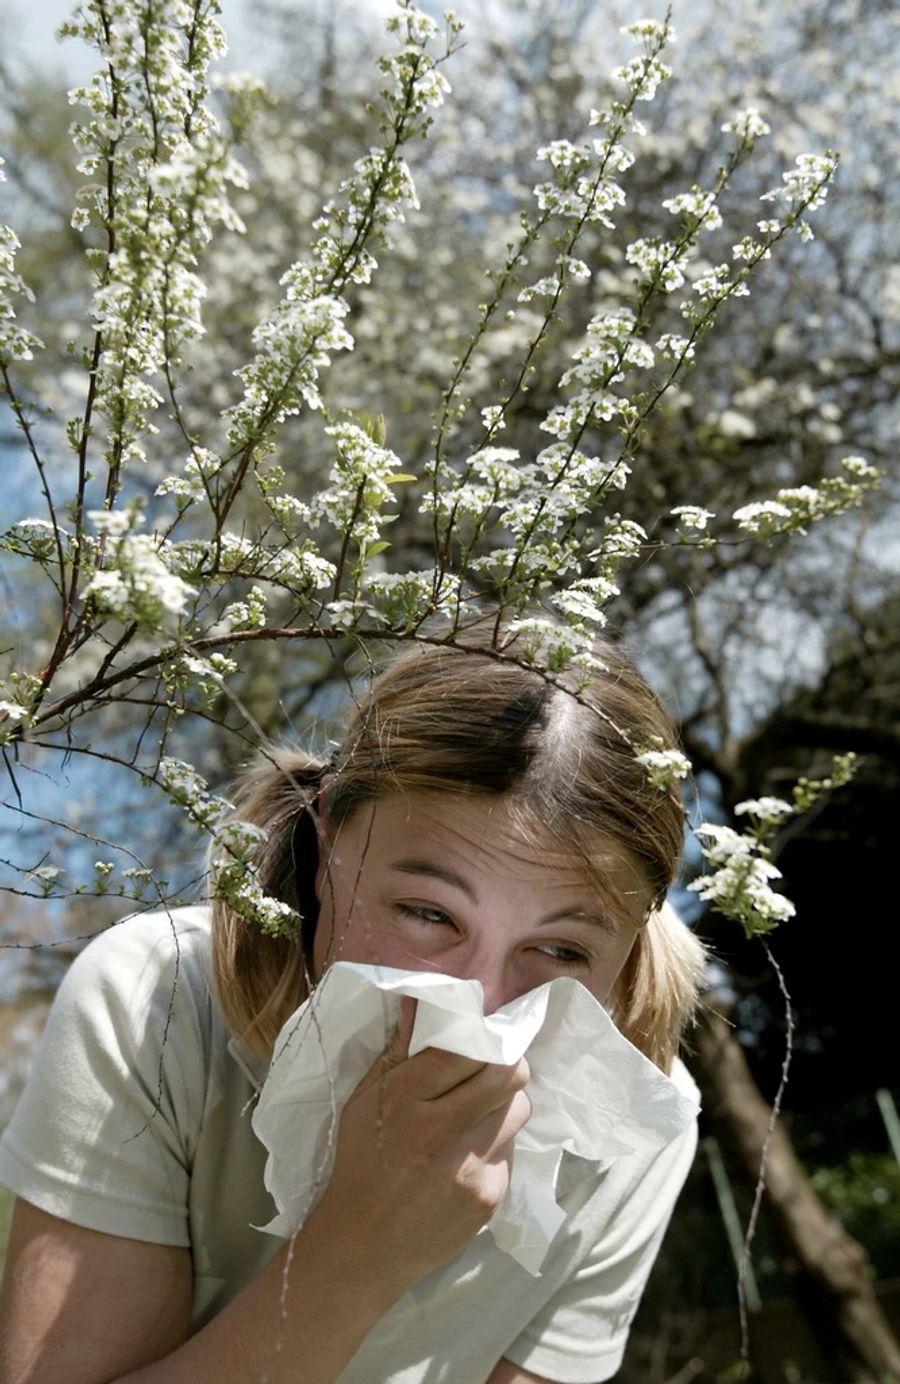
left=312, top=791, right=652, bottom=1013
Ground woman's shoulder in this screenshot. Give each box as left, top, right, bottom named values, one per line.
left=0, top=905, right=219, bottom=1243
left=67, top=903, right=212, bottom=986
left=54, top=904, right=215, bottom=1051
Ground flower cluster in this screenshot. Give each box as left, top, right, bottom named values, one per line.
left=221, top=586, right=268, bottom=632
left=2, top=518, right=67, bottom=563
left=226, top=291, right=354, bottom=447
left=531, top=21, right=673, bottom=238
left=62, top=0, right=247, bottom=474
left=82, top=511, right=195, bottom=631
left=757, top=150, right=839, bottom=245
left=688, top=823, right=795, bottom=934
left=662, top=187, right=723, bottom=232
left=551, top=574, right=621, bottom=628
left=626, top=237, right=690, bottom=293
left=0, top=698, right=31, bottom=748
left=156, top=757, right=229, bottom=830
left=0, top=161, right=43, bottom=365
left=721, top=108, right=771, bottom=143
left=225, top=3, right=456, bottom=461
left=505, top=617, right=595, bottom=673
left=207, top=810, right=297, bottom=936
left=734, top=797, right=794, bottom=824
left=213, top=858, right=298, bottom=936
left=26, top=863, right=63, bottom=896
left=689, top=755, right=858, bottom=936
left=635, top=746, right=692, bottom=790
left=671, top=505, right=714, bottom=533
left=733, top=456, right=881, bottom=538
left=611, top=51, right=672, bottom=104
left=176, top=653, right=237, bottom=708
left=364, top=569, right=460, bottom=630
left=154, top=448, right=222, bottom=518
left=311, top=421, right=408, bottom=582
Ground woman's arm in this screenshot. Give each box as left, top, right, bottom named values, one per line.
left=0, top=1194, right=403, bottom=1384
left=0, top=1038, right=532, bottom=1384
left=0, top=1203, right=191, bottom=1383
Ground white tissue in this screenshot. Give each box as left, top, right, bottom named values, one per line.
left=251, top=963, right=699, bottom=1275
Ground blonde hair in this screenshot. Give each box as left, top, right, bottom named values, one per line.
left=212, top=635, right=706, bottom=1072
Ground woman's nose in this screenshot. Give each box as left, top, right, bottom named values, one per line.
left=459, top=956, right=522, bottom=1015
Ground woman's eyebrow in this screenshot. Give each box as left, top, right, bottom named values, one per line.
left=537, top=908, right=620, bottom=936
left=388, top=856, right=477, bottom=902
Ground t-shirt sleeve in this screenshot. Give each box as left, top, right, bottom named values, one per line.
left=503, top=1102, right=699, bottom=1383
left=0, top=911, right=210, bottom=1246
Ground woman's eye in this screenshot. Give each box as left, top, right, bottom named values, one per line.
left=396, top=903, right=453, bottom=926
left=536, top=944, right=588, bottom=967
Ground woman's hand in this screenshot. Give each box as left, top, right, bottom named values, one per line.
left=312, top=998, right=533, bottom=1297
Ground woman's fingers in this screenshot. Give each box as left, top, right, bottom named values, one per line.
left=382, top=995, right=417, bottom=1067
left=468, top=1085, right=533, bottom=1159
left=393, top=1046, right=530, bottom=1114
left=353, top=999, right=532, bottom=1112
left=398, top=1045, right=488, bottom=1099
left=351, top=997, right=419, bottom=1099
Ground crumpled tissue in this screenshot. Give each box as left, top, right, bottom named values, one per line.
left=251, top=962, right=699, bottom=1275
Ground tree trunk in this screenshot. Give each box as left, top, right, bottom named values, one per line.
left=691, top=1007, right=900, bottom=1384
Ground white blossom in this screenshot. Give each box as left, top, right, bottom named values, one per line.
left=722, top=108, right=771, bottom=141
left=311, top=422, right=405, bottom=551
left=3, top=518, right=66, bottom=561
left=505, top=617, right=593, bottom=671
left=690, top=264, right=750, bottom=302
left=662, top=188, right=722, bottom=231
left=0, top=220, right=43, bottom=363
left=221, top=586, right=268, bottom=631
left=214, top=819, right=269, bottom=861
left=32, top=864, right=61, bottom=880
left=364, top=569, right=460, bottom=629
left=480, top=404, right=506, bottom=432
left=732, top=500, right=792, bottom=536
left=213, top=855, right=297, bottom=935
left=626, top=238, right=689, bottom=292
left=688, top=823, right=796, bottom=933
left=611, top=54, right=672, bottom=102
left=635, top=747, right=692, bottom=789
left=61, top=0, right=244, bottom=471
left=0, top=700, right=30, bottom=722
left=158, top=757, right=229, bottom=828
left=226, top=8, right=450, bottom=458
left=656, top=332, right=696, bottom=361
left=671, top=505, right=714, bottom=531
left=735, top=797, right=794, bottom=824
left=620, top=19, right=675, bottom=42
left=84, top=525, right=196, bottom=629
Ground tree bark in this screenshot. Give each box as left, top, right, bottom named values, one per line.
left=690, top=1007, right=900, bottom=1384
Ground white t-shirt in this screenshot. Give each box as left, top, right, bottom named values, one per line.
left=0, top=908, right=699, bottom=1384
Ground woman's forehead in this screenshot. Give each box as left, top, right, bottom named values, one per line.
left=340, top=789, right=649, bottom=903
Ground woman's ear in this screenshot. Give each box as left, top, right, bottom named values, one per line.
left=315, top=776, right=332, bottom=825
left=312, top=777, right=333, bottom=904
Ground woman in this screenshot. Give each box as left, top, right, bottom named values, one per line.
left=0, top=634, right=705, bottom=1384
